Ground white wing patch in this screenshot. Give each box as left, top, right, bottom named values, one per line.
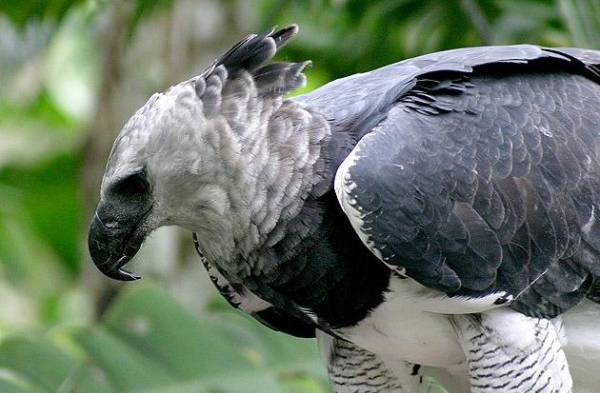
left=335, top=132, right=385, bottom=261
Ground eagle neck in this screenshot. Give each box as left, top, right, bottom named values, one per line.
left=216, top=100, right=335, bottom=279
left=232, top=105, right=392, bottom=328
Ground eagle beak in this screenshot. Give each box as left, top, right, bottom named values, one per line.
left=88, top=201, right=146, bottom=281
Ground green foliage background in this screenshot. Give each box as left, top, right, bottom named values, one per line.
left=0, top=1, right=598, bottom=392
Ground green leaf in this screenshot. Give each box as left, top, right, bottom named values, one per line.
left=75, top=328, right=177, bottom=392
left=94, top=281, right=323, bottom=392
left=0, top=283, right=328, bottom=393
left=559, top=0, right=600, bottom=48
left=127, top=0, right=174, bottom=40
left=0, top=153, right=81, bottom=276
left=0, top=0, right=84, bottom=28
left=0, top=335, right=114, bottom=393
left=0, top=373, right=47, bottom=393
left=102, top=283, right=260, bottom=379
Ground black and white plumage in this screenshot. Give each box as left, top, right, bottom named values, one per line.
left=88, top=26, right=600, bottom=392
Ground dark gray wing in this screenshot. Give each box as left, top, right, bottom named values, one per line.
left=297, top=45, right=600, bottom=153
left=333, top=47, right=600, bottom=317
left=193, top=234, right=315, bottom=338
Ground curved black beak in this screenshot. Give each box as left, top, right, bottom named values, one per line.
left=88, top=201, right=146, bottom=281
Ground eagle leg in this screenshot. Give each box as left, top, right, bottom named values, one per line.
left=455, top=309, right=572, bottom=393
left=317, top=331, right=422, bottom=393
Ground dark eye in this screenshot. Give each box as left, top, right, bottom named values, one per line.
left=112, top=171, right=149, bottom=196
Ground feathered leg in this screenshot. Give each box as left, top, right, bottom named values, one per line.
left=317, top=331, right=421, bottom=393
left=455, top=309, right=572, bottom=393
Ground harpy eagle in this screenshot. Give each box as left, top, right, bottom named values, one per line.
left=88, top=26, right=600, bottom=393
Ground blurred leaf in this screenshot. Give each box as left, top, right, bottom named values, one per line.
left=420, top=377, right=450, bottom=393
left=0, top=282, right=329, bottom=393
left=0, top=335, right=115, bottom=393
left=42, top=2, right=100, bottom=122
left=94, top=282, right=325, bottom=392
left=0, top=0, right=84, bottom=28
left=127, top=0, right=174, bottom=40
left=559, top=0, right=600, bottom=48
left=493, top=0, right=567, bottom=45
left=0, top=183, right=69, bottom=325
left=260, top=0, right=578, bottom=80
left=0, top=377, right=46, bottom=393
left=76, top=328, right=178, bottom=392
left=279, top=374, right=330, bottom=393
left=0, top=152, right=82, bottom=274
left=0, top=89, right=83, bottom=171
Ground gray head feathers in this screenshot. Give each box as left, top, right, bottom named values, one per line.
left=96, top=24, right=331, bottom=280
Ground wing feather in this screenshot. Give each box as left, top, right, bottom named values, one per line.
left=334, top=63, right=600, bottom=317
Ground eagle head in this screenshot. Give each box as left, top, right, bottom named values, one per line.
left=87, top=25, right=320, bottom=281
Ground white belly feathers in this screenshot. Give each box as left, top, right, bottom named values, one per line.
left=335, top=276, right=466, bottom=368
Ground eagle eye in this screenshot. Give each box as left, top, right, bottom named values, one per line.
left=112, top=171, right=149, bottom=196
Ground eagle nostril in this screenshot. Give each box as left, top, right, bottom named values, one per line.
left=95, top=211, right=118, bottom=229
